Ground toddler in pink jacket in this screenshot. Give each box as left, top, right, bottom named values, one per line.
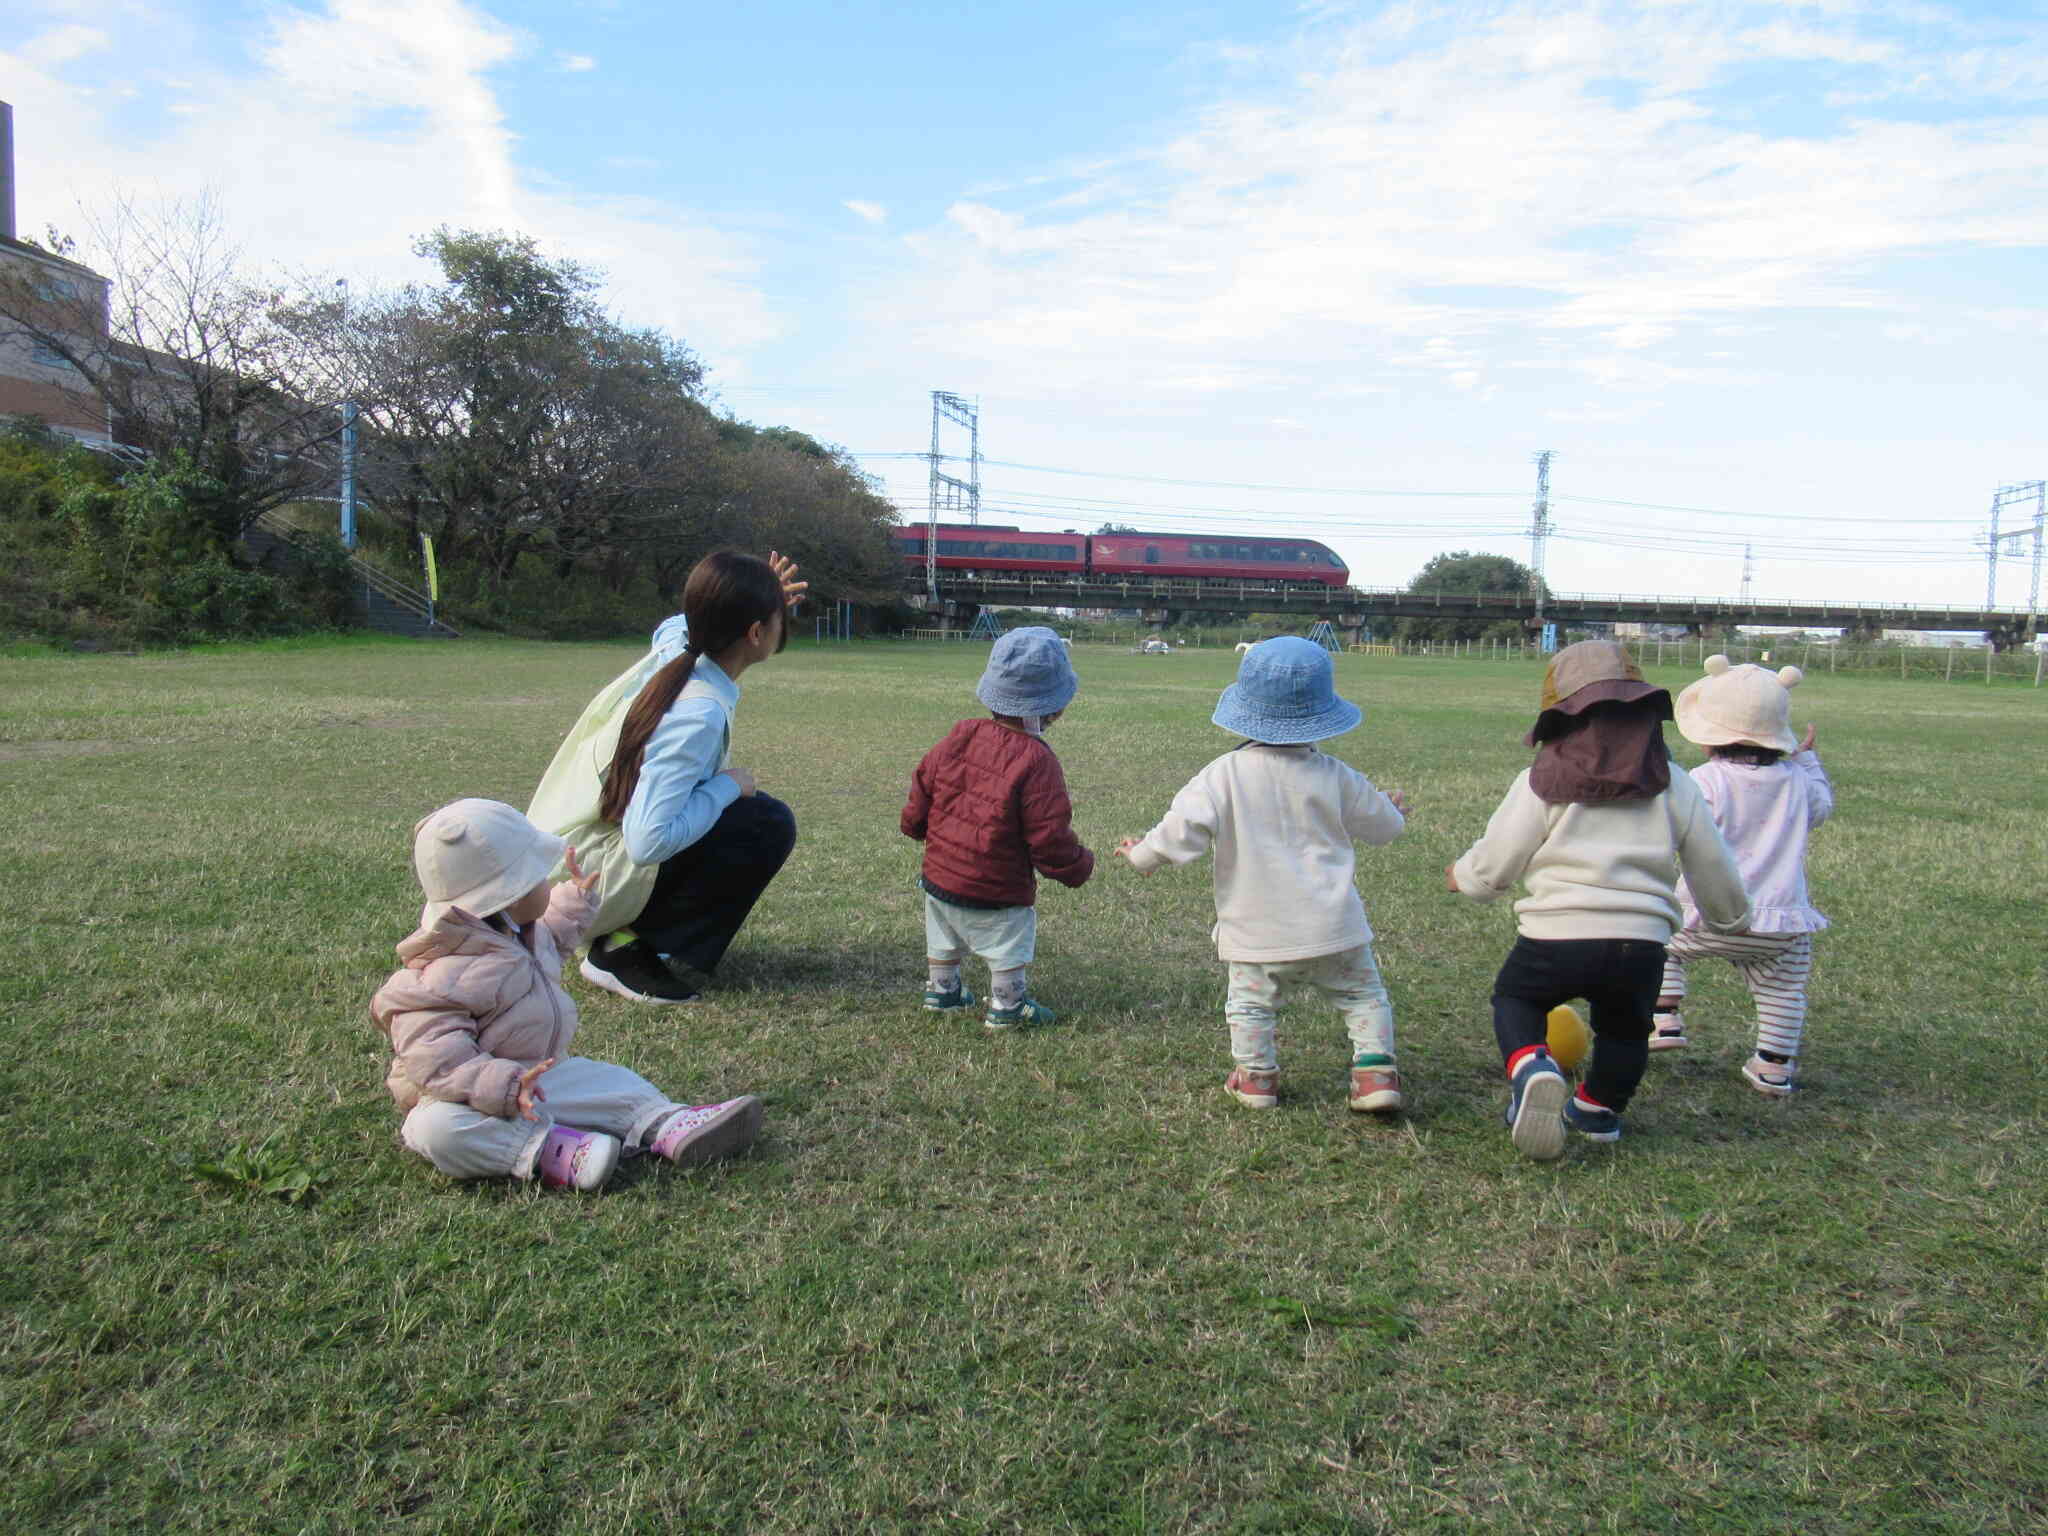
left=370, top=798, right=763, bottom=1191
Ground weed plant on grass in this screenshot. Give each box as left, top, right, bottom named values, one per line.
left=1, top=635, right=2044, bottom=1532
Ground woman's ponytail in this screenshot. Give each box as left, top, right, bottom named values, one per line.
left=598, top=551, right=786, bottom=825
left=600, top=643, right=701, bottom=823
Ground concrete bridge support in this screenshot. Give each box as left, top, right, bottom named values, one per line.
left=1336, top=612, right=1368, bottom=650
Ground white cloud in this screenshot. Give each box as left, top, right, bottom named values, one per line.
left=853, top=0, right=2048, bottom=407
left=19, top=23, right=110, bottom=68
left=843, top=199, right=888, bottom=224
left=4, top=0, right=778, bottom=358
left=556, top=52, right=596, bottom=72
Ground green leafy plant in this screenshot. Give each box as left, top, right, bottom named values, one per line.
left=190, top=1136, right=328, bottom=1205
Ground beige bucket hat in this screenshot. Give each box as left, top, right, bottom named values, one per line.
left=1675, top=655, right=1802, bottom=755
left=413, top=798, right=565, bottom=921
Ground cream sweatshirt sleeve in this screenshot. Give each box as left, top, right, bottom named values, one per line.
left=1450, top=770, right=1547, bottom=903
left=1340, top=767, right=1407, bottom=847
left=1124, top=770, right=1220, bottom=875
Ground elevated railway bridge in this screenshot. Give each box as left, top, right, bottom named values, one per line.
left=912, top=574, right=2040, bottom=646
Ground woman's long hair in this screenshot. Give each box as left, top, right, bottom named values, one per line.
left=599, top=552, right=786, bottom=823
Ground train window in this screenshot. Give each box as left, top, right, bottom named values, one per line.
left=1145, top=546, right=1160, bottom=564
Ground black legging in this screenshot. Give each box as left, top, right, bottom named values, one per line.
left=632, top=794, right=797, bottom=975
left=1490, top=935, right=1666, bottom=1111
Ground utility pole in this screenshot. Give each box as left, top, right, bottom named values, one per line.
left=336, top=279, right=357, bottom=549
left=1529, top=450, right=1553, bottom=626
left=925, top=391, right=980, bottom=599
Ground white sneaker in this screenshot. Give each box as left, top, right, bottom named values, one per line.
left=1741, top=1054, right=1796, bottom=1098
left=1649, top=1011, right=1687, bottom=1051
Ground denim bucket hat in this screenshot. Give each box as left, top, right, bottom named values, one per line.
left=976, top=626, right=1079, bottom=717
left=1212, top=637, right=1361, bottom=743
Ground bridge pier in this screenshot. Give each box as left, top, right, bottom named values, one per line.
left=1141, top=607, right=1175, bottom=635
left=1336, top=611, right=1368, bottom=650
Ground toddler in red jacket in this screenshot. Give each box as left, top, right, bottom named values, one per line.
left=901, top=627, right=1094, bottom=1029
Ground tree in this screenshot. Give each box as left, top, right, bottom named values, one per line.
left=0, top=193, right=344, bottom=541
left=1399, top=550, right=1546, bottom=641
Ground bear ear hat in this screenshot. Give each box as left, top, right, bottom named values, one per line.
left=1703, top=653, right=1732, bottom=675
left=1777, top=665, right=1803, bottom=689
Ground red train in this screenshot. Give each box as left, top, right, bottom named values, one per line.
left=894, top=524, right=1349, bottom=589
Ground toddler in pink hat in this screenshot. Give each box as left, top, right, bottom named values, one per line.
left=370, top=798, right=762, bottom=1192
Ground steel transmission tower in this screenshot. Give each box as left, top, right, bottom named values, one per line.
left=925, top=392, right=981, bottom=598
left=1983, top=481, right=2046, bottom=633
left=1529, top=450, right=1554, bottom=625
left=1740, top=544, right=1755, bottom=604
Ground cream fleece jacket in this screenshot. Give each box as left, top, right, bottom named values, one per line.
left=1452, top=765, right=1750, bottom=942
left=1124, top=743, right=1406, bottom=962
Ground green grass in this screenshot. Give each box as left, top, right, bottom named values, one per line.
left=2, top=636, right=2044, bottom=1533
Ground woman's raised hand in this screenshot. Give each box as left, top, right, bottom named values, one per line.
left=767, top=550, right=810, bottom=611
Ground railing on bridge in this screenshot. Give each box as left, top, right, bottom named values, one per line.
left=912, top=573, right=2039, bottom=629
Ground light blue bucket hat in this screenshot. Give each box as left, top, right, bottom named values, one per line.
left=977, top=626, right=1079, bottom=717
left=1212, top=637, right=1361, bottom=743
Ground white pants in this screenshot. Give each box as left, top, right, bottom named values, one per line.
left=399, top=1056, right=684, bottom=1182
left=1223, top=944, right=1395, bottom=1072
left=1662, top=929, right=1814, bottom=1060
left=923, top=895, right=1036, bottom=971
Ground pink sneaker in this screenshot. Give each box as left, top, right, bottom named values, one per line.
left=535, top=1126, right=622, bottom=1192
left=649, top=1097, right=764, bottom=1167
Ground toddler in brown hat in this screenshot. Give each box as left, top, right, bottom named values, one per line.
left=1447, top=642, right=1751, bottom=1160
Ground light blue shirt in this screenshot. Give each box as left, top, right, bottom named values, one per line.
left=621, top=654, right=741, bottom=865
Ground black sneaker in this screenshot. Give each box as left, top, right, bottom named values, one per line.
left=1503, top=1049, right=1569, bottom=1162
left=1562, top=1093, right=1622, bottom=1143
left=579, top=939, right=700, bottom=1004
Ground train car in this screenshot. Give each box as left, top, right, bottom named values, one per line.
left=1086, top=531, right=1349, bottom=589
left=893, top=523, right=1088, bottom=578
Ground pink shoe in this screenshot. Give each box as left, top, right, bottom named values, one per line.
left=535, top=1126, right=622, bottom=1192
left=649, top=1097, right=764, bottom=1167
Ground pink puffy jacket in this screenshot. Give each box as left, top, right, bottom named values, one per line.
left=369, top=883, right=596, bottom=1118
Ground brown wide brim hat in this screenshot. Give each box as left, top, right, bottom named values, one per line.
left=1525, top=640, right=1672, bottom=745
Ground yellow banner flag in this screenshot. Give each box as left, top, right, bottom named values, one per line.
left=421, top=535, right=439, bottom=601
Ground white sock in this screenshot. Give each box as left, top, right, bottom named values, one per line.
left=991, top=967, right=1028, bottom=1010
left=927, top=962, right=961, bottom=993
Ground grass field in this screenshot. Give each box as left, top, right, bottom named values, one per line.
left=2, top=634, right=2044, bottom=1533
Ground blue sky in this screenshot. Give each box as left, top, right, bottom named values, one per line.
left=7, top=0, right=2047, bottom=609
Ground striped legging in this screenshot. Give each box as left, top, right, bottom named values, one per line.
left=1661, top=930, right=1814, bottom=1060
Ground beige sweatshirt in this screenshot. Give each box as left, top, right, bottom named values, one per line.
left=1125, top=743, right=1406, bottom=962
left=1452, top=766, right=1750, bottom=942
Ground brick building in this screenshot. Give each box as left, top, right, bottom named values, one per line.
left=0, top=100, right=115, bottom=446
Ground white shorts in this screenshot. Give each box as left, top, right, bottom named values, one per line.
left=923, top=893, right=1036, bottom=970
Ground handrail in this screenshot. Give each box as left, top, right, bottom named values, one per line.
left=252, top=511, right=459, bottom=636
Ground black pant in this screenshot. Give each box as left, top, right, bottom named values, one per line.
left=632, top=793, right=797, bottom=975
left=1490, top=936, right=1667, bottom=1111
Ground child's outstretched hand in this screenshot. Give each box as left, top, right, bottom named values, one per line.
left=1114, top=835, right=1143, bottom=863
left=767, top=549, right=809, bottom=611
left=1387, top=788, right=1410, bottom=815
left=515, top=1058, right=555, bottom=1121
left=563, top=845, right=600, bottom=895
left=1444, top=863, right=1460, bottom=893
left=1799, top=723, right=1817, bottom=755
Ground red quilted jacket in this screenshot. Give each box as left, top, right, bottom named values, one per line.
left=901, top=719, right=1094, bottom=907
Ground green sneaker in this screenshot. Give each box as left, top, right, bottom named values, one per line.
left=923, top=982, right=977, bottom=1012
left=984, top=998, right=1056, bottom=1032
